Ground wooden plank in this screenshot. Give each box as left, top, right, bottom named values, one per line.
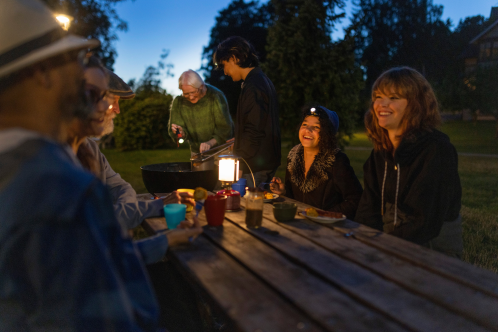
left=141, top=216, right=166, bottom=234
left=259, top=202, right=498, bottom=331
left=284, top=197, right=498, bottom=297
left=169, top=234, right=324, bottom=332
left=223, top=200, right=491, bottom=332
left=202, top=219, right=408, bottom=332
left=143, top=207, right=323, bottom=331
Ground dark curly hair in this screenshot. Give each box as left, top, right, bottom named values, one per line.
left=299, top=103, right=338, bottom=153
left=213, top=36, right=259, bottom=70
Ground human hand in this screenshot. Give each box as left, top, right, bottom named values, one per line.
left=226, top=137, right=235, bottom=151
left=163, top=191, right=195, bottom=208
left=200, top=142, right=212, bottom=153
left=171, top=123, right=183, bottom=135
left=270, top=177, right=285, bottom=195
left=165, top=215, right=203, bottom=246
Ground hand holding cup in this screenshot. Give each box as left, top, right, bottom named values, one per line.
left=166, top=215, right=203, bottom=246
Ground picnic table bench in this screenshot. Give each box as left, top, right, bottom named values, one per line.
left=141, top=193, right=498, bottom=332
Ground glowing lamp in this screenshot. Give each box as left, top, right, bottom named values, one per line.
left=218, top=152, right=256, bottom=189
left=218, top=154, right=239, bottom=183
left=54, top=14, right=74, bottom=31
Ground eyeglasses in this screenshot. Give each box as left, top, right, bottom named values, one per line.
left=78, top=50, right=89, bottom=66
left=182, top=87, right=201, bottom=99
left=85, top=83, right=109, bottom=106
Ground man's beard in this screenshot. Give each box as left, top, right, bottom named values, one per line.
left=100, top=118, right=114, bottom=137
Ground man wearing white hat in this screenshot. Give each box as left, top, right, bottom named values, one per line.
left=0, top=1, right=201, bottom=330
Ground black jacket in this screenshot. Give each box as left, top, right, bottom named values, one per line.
left=355, top=129, right=462, bottom=244
left=285, top=144, right=363, bottom=220
left=234, top=67, right=281, bottom=173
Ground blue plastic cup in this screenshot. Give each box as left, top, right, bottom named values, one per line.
left=232, top=183, right=246, bottom=197
left=163, top=204, right=187, bottom=229
left=237, top=178, right=247, bottom=186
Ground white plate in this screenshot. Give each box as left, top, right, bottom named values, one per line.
left=264, top=194, right=279, bottom=202
left=299, top=211, right=346, bottom=223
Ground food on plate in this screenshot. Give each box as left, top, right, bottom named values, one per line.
left=305, top=207, right=344, bottom=219
left=194, top=187, right=208, bottom=201
left=265, top=192, right=274, bottom=200
left=316, top=210, right=344, bottom=218
left=305, top=207, right=318, bottom=217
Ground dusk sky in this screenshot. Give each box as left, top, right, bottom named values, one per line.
left=112, top=0, right=498, bottom=95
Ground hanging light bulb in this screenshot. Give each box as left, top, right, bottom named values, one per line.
left=54, top=14, right=73, bottom=31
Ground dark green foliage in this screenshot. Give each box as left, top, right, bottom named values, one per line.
left=41, top=0, right=129, bottom=68
left=113, top=53, right=176, bottom=150
left=350, top=1, right=495, bottom=117
left=113, top=93, right=175, bottom=150
left=465, top=65, right=498, bottom=115
left=264, top=0, right=363, bottom=145
left=351, top=0, right=451, bottom=91
left=202, top=0, right=275, bottom=118
left=433, top=15, right=490, bottom=112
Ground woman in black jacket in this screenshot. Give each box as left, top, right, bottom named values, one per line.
left=355, top=67, right=463, bottom=258
left=270, top=104, right=363, bottom=220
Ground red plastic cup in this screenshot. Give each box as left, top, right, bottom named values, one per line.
left=204, top=194, right=227, bottom=226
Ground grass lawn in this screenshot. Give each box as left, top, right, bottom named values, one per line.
left=103, top=121, right=498, bottom=273
left=345, top=120, right=498, bottom=154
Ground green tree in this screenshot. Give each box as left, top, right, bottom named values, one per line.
left=435, top=15, right=490, bottom=112
left=114, top=93, right=174, bottom=150
left=351, top=0, right=451, bottom=90
left=202, top=0, right=275, bottom=118
left=41, top=0, right=130, bottom=68
left=113, top=52, right=176, bottom=150
left=134, top=49, right=174, bottom=97
left=462, top=65, right=498, bottom=137
left=265, top=0, right=363, bottom=144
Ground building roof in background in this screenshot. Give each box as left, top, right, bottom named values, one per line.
left=470, top=7, right=498, bottom=44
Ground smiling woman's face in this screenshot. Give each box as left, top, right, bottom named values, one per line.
left=373, top=88, right=408, bottom=134
left=299, top=115, right=321, bottom=150
left=84, top=67, right=110, bottom=136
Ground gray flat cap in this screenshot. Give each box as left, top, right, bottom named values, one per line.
left=106, top=68, right=135, bottom=99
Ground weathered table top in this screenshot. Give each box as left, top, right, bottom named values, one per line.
left=141, top=194, right=498, bottom=332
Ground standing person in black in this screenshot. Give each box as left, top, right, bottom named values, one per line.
left=214, top=36, right=281, bottom=188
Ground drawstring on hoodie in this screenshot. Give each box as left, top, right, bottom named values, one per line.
left=394, top=163, right=400, bottom=226
left=381, top=162, right=387, bottom=216
left=381, top=161, right=401, bottom=227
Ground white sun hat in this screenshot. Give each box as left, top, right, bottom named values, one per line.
left=0, top=0, right=100, bottom=80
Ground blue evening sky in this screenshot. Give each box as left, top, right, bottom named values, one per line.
left=112, top=0, right=498, bottom=95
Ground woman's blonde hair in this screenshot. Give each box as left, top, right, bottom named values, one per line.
left=365, top=67, right=441, bottom=152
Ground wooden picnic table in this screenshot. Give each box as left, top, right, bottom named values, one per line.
left=141, top=193, right=498, bottom=332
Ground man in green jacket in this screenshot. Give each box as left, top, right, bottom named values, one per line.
left=168, top=70, right=233, bottom=154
